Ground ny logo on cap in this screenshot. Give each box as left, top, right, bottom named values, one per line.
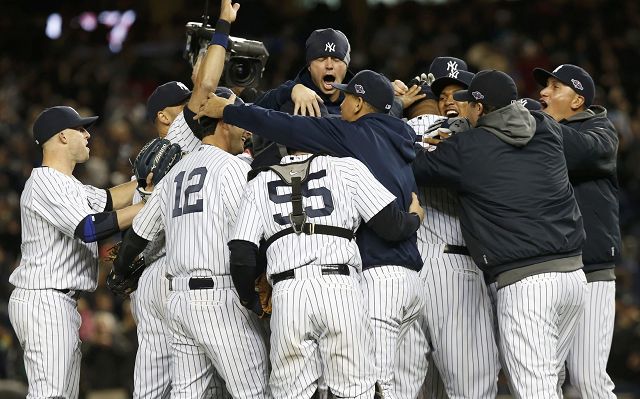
left=447, top=61, right=460, bottom=77
left=513, top=98, right=528, bottom=106
left=176, top=82, right=189, bottom=91
left=571, top=79, right=584, bottom=91
left=325, top=42, right=336, bottom=52
left=354, top=84, right=365, bottom=94
left=472, top=91, right=484, bottom=100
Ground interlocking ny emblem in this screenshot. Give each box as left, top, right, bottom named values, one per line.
left=176, top=82, right=189, bottom=91
left=325, top=42, right=336, bottom=52
left=571, top=79, right=584, bottom=91
left=472, top=91, right=484, bottom=100
left=354, top=84, right=365, bottom=94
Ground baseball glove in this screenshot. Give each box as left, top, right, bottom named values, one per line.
left=105, top=242, right=146, bottom=297
left=254, top=272, right=272, bottom=318
left=133, top=138, right=183, bottom=188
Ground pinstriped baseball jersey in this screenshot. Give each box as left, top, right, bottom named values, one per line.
left=409, top=114, right=465, bottom=249
left=407, top=114, right=445, bottom=138
left=10, top=167, right=107, bottom=291
left=232, top=154, right=396, bottom=274
left=164, top=111, right=201, bottom=154
left=396, top=114, right=500, bottom=399
left=133, top=144, right=250, bottom=277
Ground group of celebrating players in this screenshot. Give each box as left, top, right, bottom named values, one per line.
left=8, top=1, right=619, bottom=398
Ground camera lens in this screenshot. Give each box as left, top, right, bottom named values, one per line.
left=225, top=58, right=258, bottom=87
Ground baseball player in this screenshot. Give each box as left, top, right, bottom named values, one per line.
left=126, top=2, right=244, bottom=395
left=412, top=70, right=587, bottom=398
left=251, top=28, right=352, bottom=168
left=8, top=105, right=147, bottom=399
left=196, top=69, right=425, bottom=399
left=396, top=57, right=502, bottom=399
left=534, top=64, right=620, bottom=398
left=127, top=81, right=192, bottom=399
left=112, top=82, right=269, bottom=398
left=229, top=150, right=425, bottom=398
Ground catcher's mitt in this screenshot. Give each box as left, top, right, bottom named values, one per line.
left=133, top=138, right=183, bottom=188
left=105, top=242, right=146, bottom=297
left=254, top=272, right=272, bottom=318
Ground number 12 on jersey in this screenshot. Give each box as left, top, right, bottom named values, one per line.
left=172, top=167, right=207, bottom=218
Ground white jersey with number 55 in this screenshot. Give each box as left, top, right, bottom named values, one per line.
left=132, top=144, right=250, bottom=277
left=232, top=154, right=396, bottom=275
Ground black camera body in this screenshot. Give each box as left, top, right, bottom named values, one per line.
left=184, top=22, right=269, bottom=88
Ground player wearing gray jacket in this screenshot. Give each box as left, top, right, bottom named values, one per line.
left=412, top=70, right=587, bottom=398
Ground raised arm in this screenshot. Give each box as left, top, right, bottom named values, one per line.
left=195, top=94, right=356, bottom=157
left=186, top=0, right=240, bottom=114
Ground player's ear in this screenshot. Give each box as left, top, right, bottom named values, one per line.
left=157, top=110, right=171, bottom=126
left=570, top=94, right=585, bottom=111
left=354, top=97, right=364, bottom=113
left=58, top=130, right=69, bottom=144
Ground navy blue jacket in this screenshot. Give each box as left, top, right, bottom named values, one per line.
left=412, top=103, right=585, bottom=279
left=223, top=104, right=423, bottom=271
left=254, top=68, right=351, bottom=115
left=560, top=106, right=620, bottom=275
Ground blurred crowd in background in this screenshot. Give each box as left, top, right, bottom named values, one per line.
left=1, top=0, right=640, bottom=396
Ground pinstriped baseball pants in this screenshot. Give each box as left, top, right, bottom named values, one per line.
left=166, top=276, right=270, bottom=399
left=9, top=288, right=82, bottom=399
left=269, top=266, right=376, bottom=399
left=361, top=266, right=424, bottom=399
left=497, top=270, right=587, bottom=399
left=560, top=280, right=616, bottom=398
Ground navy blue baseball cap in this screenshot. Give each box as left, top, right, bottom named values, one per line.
left=428, top=57, right=468, bottom=80
left=453, top=70, right=517, bottom=109
left=415, top=56, right=469, bottom=100
left=332, top=70, right=394, bottom=113
left=146, top=81, right=192, bottom=122
left=33, top=106, right=98, bottom=146
left=430, top=70, right=475, bottom=99
left=533, top=64, right=595, bottom=107
left=305, top=28, right=351, bottom=65
left=514, top=98, right=542, bottom=111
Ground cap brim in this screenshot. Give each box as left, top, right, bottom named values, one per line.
left=431, top=77, right=466, bottom=99
left=431, top=71, right=474, bottom=99
left=330, top=82, right=350, bottom=93
left=532, top=68, right=557, bottom=87
left=75, top=116, right=99, bottom=128
left=452, top=89, right=474, bottom=102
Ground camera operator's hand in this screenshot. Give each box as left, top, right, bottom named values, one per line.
left=220, top=0, right=240, bottom=23
left=292, top=84, right=324, bottom=117
left=194, top=93, right=235, bottom=120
